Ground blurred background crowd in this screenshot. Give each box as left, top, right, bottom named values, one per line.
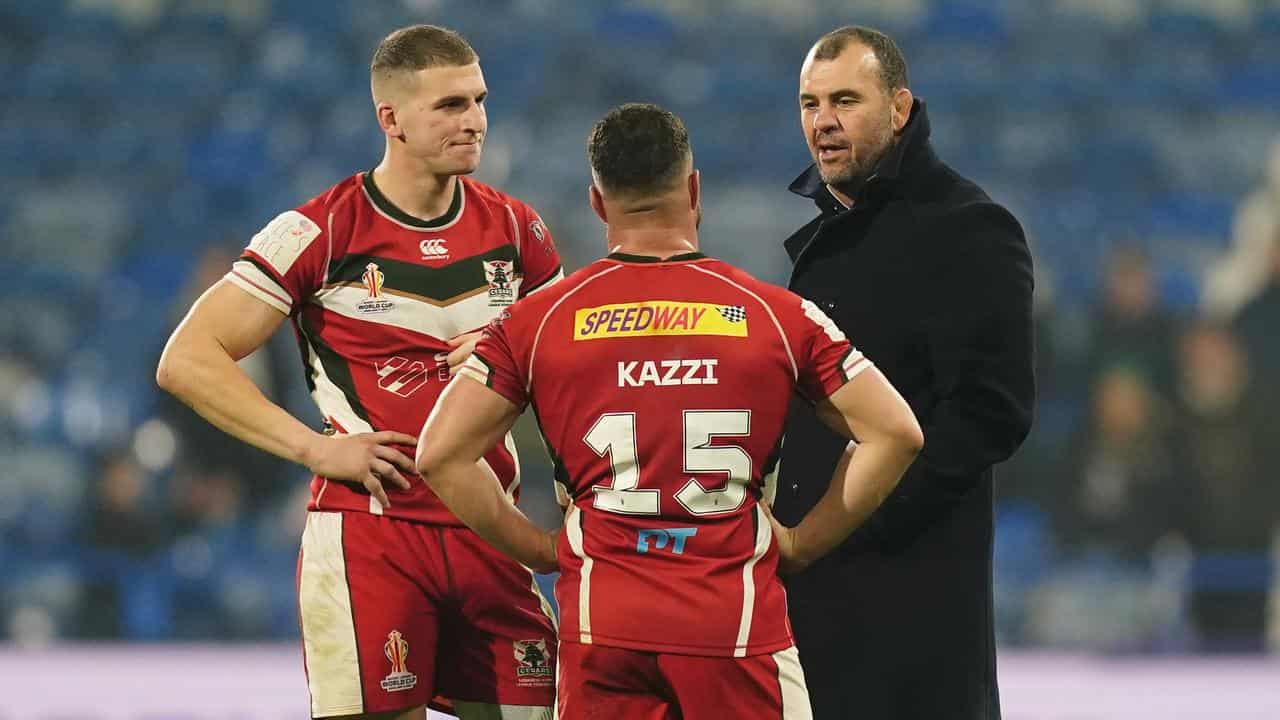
left=1, top=0, right=1279, bottom=655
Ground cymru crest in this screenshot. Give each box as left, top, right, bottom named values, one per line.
left=484, top=260, right=517, bottom=307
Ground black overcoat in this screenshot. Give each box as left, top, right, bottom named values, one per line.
left=776, top=100, right=1035, bottom=720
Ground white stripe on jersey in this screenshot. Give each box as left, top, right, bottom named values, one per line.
left=297, top=325, right=376, bottom=438
left=773, top=646, right=814, bottom=720
left=735, top=503, right=773, bottom=657
left=457, top=354, right=491, bottom=386
left=565, top=503, right=593, bottom=644
left=311, top=281, right=522, bottom=339
left=844, top=353, right=873, bottom=380
left=684, top=265, right=799, bottom=381
left=226, top=262, right=292, bottom=314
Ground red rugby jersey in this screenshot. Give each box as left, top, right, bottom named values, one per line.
left=463, top=252, right=869, bottom=656
left=225, top=171, right=563, bottom=524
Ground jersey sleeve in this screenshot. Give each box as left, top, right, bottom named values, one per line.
left=791, top=297, right=873, bottom=404
left=460, top=310, right=530, bottom=408
left=224, top=204, right=330, bottom=315
left=514, top=202, right=564, bottom=297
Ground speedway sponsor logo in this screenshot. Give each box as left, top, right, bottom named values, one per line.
left=574, top=301, right=747, bottom=340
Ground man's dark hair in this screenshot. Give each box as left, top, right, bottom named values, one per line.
left=371, top=24, right=478, bottom=78
left=587, top=103, right=691, bottom=197
left=812, top=25, right=909, bottom=93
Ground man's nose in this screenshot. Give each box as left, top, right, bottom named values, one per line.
left=813, top=105, right=839, bottom=133
left=461, top=102, right=486, bottom=133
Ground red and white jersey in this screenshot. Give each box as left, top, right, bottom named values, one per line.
left=226, top=171, right=563, bottom=525
left=463, top=252, right=868, bottom=657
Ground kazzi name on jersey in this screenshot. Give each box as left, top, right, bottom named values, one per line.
left=617, top=358, right=719, bottom=387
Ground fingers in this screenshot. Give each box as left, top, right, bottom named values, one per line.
left=365, top=472, right=392, bottom=509
left=369, top=430, right=420, bottom=447
left=373, top=443, right=417, bottom=476
left=447, top=331, right=484, bottom=349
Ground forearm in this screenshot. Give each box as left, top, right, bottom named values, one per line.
left=791, top=438, right=917, bottom=567
left=425, top=459, right=557, bottom=572
left=157, top=339, right=320, bottom=468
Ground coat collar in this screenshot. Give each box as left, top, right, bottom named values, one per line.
left=787, top=98, right=935, bottom=214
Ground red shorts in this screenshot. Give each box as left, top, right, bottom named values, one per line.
left=297, top=511, right=557, bottom=718
left=556, top=643, right=812, bottom=720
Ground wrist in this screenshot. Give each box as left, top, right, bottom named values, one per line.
left=295, top=430, right=326, bottom=473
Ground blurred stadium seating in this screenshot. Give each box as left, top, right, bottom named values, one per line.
left=1, top=0, right=1278, bottom=665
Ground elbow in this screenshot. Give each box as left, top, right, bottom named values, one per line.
left=155, top=346, right=189, bottom=397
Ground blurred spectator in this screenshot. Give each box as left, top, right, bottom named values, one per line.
left=1086, top=246, right=1178, bottom=394
left=1174, top=322, right=1279, bottom=651
left=1232, top=229, right=1280, bottom=399
left=1052, top=366, right=1193, bottom=561
left=90, top=451, right=165, bottom=555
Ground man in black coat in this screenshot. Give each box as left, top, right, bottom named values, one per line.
left=775, top=26, right=1035, bottom=719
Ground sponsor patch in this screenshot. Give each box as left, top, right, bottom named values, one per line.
left=574, top=301, right=748, bottom=340
left=245, top=210, right=321, bottom=275
left=380, top=630, right=418, bottom=692
left=513, top=639, right=553, bottom=686
left=420, top=237, right=449, bottom=260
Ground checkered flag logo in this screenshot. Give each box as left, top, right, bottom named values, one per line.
left=717, top=305, right=747, bottom=323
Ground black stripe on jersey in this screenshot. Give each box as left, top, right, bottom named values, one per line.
left=531, top=400, right=573, bottom=498
left=363, top=170, right=462, bottom=228
left=328, top=245, right=521, bottom=303
left=523, top=265, right=564, bottom=295
left=290, top=319, right=318, bottom=395
left=836, top=347, right=856, bottom=382
left=299, top=312, right=375, bottom=428
left=606, top=251, right=707, bottom=263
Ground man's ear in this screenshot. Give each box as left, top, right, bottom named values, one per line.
left=376, top=102, right=403, bottom=140
left=589, top=184, right=607, bottom=224
left=688, top=170, right=700, bottom=211
left=891, top=87, right=913, bottom=134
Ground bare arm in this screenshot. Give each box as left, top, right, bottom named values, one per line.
left=156, top=280, right=416, bottom=506
left=416, top=375, right=558, bottom=572
left=768, top=367, right=924, bottom=574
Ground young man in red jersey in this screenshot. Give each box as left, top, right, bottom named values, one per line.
left=157, top=25, right=561, bottom=720
left=416, top=103, right=923, bottom=719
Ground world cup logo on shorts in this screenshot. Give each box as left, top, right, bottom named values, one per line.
left=379, top=629, right=417, bottom=692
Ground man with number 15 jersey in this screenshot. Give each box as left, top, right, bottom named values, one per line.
left=416, top=104, right=923, bottom=720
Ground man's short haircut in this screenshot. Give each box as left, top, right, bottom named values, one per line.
left=370, top=24, right=478, bottom=81
left=811, top=25, right=909, bottom=93
left=587, top=103, right=691, bottom=198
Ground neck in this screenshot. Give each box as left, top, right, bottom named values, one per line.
left=372, top=148, right=458, bottom=220
left=606, top=218, right=698, bottom=259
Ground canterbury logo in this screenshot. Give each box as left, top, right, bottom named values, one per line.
left=420, top=238, right=449, bottom=258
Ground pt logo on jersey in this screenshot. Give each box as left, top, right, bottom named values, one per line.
left=419, top=237, right=449, bottom=260
left=379, top=630, right=418, bottom=692
left=357, top=263, right=395, bottom=314
left=484, top=260, right=517, bottom=307
left=513, top=639, right=553, bottom=686
left=575, top=301, right=748, bottom=340
left=636, top=527, right=698, bottom=554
